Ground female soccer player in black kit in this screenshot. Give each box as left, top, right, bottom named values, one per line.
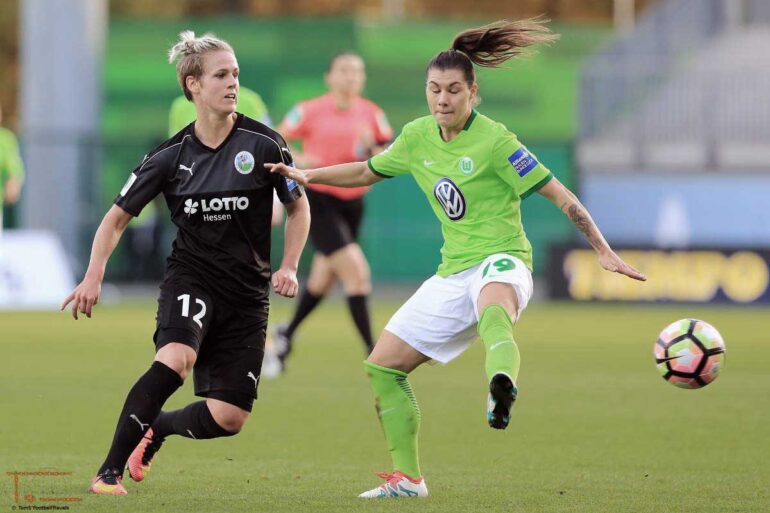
left=61, top=31, right=310, bottom=495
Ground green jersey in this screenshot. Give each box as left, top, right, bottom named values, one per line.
left=0, top=127, right=25, bottom=209
left=368, top=110, right=552, bottom=276
left=168, top=87, right=272, bottom=136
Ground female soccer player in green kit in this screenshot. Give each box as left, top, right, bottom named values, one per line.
left=268, top=18, right=646, bottom=498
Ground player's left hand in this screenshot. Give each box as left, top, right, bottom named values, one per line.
left=599, top=250, right=647, bottom=281
left=272, top=267, right=299, bottom=297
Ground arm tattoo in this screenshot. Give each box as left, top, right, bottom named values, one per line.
left=567, top=203, right=603, bottom=249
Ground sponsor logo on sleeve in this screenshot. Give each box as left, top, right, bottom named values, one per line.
left=285, top=178, right=299, bottom=191
left=508, top=147, right=539, bottom=177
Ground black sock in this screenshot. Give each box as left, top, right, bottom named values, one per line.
left=285, top=288, right=323, bottom=340
left=347, top=294, right=374, bottom=352
left=98, top=361, right=183, bottom=476
left=152, top=401, right=235, bottom=440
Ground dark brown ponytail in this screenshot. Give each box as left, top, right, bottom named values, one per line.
left=427, top=17, right=559, bottom=87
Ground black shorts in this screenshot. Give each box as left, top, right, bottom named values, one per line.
left=153, top=277, right=268, bottom=412
left=306, top=188, right=364, bottom=256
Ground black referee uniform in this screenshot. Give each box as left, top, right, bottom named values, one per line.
left=115, top=113, right=302, bottom=411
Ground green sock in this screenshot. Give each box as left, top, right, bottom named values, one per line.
left=478, top=304, right=520, bottom=383
left=363, top=360, right=421, bottom=478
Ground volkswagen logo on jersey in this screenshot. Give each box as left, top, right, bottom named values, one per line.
left=433, top=177, right=467, bottom=221
left=234, top=151, right=255, bottom=174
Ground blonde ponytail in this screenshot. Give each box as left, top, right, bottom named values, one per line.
left=168, top=31, right=234, bottom=100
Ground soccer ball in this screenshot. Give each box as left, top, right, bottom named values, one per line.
left=654, top=319, right=726, bottom=389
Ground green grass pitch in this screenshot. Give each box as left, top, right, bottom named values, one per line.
left=1, top=298, right=768, bottom=512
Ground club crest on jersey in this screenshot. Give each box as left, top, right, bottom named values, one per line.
left=458, top=156, right=474, bottom=175
left=234, top=151, right=255, bottom=174
left=433, top=177, right=466, bottom=221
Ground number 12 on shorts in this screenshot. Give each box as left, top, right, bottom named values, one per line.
left=177, top=293, right=207, bottom=328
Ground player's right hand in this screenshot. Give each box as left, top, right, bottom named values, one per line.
left=598, top=250, right=647, bottom=282
left=264, top=163, right=309, bottom=187
left=61, top=276, right=102, bottom=320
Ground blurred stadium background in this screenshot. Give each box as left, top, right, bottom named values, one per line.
left=1, top=1, right=769, bottom=512
left=3, top=0, right=770, bottom=304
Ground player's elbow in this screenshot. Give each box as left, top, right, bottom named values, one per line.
left=285, top=195, right=310, bottom=220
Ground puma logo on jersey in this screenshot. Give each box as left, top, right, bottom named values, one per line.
left=179, top=162, right=195, bottom=176
left=246, top=371, right=259, bottom=388
left=129, top=414, right=149, bottom=432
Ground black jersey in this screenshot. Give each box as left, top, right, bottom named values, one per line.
left=115, top=113, right=303, bottom=309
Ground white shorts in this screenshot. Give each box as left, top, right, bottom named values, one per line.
left=385, top=253, right=534, bottom=364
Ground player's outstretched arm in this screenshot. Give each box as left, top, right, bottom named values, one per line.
left=265, top=161, right=383, bottom=188
left=61, top=205, right=134, bottom=319
left=272, top=194, right=310, bottom=298
left=537, top=177, right=646, bottom=282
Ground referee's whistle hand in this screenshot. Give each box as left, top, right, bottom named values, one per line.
left=264, top=163, right=309, bottom=187
left=272, top=268, right=299, bottom=298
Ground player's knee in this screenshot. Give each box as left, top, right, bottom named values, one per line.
left=342, top=267, right=371, bottom=295
left=155, top=343, right=196, bottom=380
left=367, top=344, right=408, bottom=373
left=216, top=410, right=249, bottom=434
left=478, top=283, right=519, bottom=320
